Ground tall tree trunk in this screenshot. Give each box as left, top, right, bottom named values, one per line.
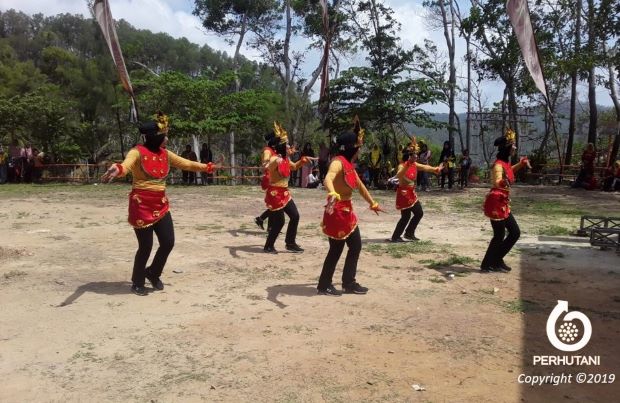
left=566, top=0, right=581, bottom=166
left=283, top=0, right=292, bottom=113
left=229, top=13, right=248, bottom=183
left=586, top=0, right=598, bottom=146
left=606, top=44, right=620, bottom=165
left=438, top=0, right=457, bottom=149
left=466, top=35, right=471, bottom=152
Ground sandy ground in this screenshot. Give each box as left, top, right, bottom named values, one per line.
left=0, top=183, right=619, bottom=403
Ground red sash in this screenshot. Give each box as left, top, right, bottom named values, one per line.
left=136, top=145, right=169, bottom=179
left=278, top=157, right=291, bottom=178
left=321, top=199, right=358, bottom=240
left=128, top=189, right=169, bottom=228
left=335, top=156, right=358, bottom=189
left=265, top=186, right=292, bottom=211
left=396, top=185, right=418, bottom=210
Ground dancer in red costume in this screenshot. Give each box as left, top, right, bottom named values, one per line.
left=317, top=117, right=384, bottom=296
left=480, top=128, right=530, bottom=273
left=263, top=122, right=312, bottom=254
left=390, top=137, right=442, bottom=242
left=102, top=112, right=220, bottom=295
left=254, top=131, right=279, bottom=230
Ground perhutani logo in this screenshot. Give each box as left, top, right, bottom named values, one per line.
left=546, top=300, right=592, bottom=352
left=532, top=300, right=599, bottom=366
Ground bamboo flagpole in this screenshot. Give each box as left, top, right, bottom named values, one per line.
left=93, top=0, right=138, bottom=122
left=506, top=0, right=563, bottom=177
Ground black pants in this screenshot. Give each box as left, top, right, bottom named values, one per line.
left=459, top=167, right=470, bottom=188
left=391, top=202, right=423, bottom=240
left=265, top=200, right=299, bottom=248
left=481, top=213, right=520, bottom=268
left=318, top=227, right=362, bottom=289
left=441, top=168, right=454, bottom=189
left=132, top=212, right=175, bottom=287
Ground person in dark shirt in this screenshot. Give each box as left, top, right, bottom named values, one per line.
left=199, top=143, right=213, bottom=185
left=181, top=145, right=198, bottom=185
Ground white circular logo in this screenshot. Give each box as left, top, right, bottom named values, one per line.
left=546, top=300, right=592, bottom=352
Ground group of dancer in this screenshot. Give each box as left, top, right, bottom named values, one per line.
left=103, top=112, right=528, bottom=296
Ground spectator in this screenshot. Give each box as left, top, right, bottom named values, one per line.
left=301, top=142, right=315, bottom=188
left=0, top=145, right=7, bottom=184
left=602, top=160, right=620, bottom=192
left=418, top=141, right=432, bottom=191
left=307, top=168, right=320, bottom=188
left=32, top=148, right=45, bottom=183
left=318, top=141, right=330, bottom=183
left=21, top=143, right=34, bottom=183
left=439, top=140, right=455, bottom=189
left=199, top=143, right=213, bottom=185
left=459, top=149, right=472, bottom=189
left=180, top=144, right=198, bottom=185
left=289, top=143, right=301, bottom=186
left=8, top=139, right=23, bottom=183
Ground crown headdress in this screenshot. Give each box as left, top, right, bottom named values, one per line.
left=273, top=121, right=288, bottom=144
left=155, top=111, right=169, bottom=132
left=407, top=136, right=420, bottom=153
left=353, top=115, right=364, bottom=147
left=505, top=128, right=516, bottom=143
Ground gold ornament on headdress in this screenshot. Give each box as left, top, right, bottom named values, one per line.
left=155, top=111, right=169, bottom=132
left=504, top=128, right=516, bottom=144
left=407, top=136, right=420, bottom=154
left=273, top=121, right=288, bottom=144
left=353, top=115, right=365, bottom=147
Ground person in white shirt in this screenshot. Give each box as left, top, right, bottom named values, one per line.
left=307, top=168, right=320, bottom=188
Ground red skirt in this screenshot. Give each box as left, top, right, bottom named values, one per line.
left=395, top=185, right=418, bottom=210
left=483, top=188, right=510, bottom=220
left=321, top=199, right=358, bottom=240
left=128, top=189, right=169, bottom=228
left=265, top=186, right=292, bottom=211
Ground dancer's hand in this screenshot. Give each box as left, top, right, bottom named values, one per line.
left=370, top=202, right=385, bottom=215
left=520, top=156, right=531, bottom=169
left=435, top=163, right=444, bottom=174
left=102, top=164, right=119, bottom=183
left=328, top=191, right=341, bottom=202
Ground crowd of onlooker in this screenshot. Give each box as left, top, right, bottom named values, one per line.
left=571, top=143, right=620, bottom=192
left=0, top=140, right=45, bottom=184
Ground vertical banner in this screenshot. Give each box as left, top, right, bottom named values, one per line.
left=506, top=0, right=548, bottom=99
left=93, top=0, right=138, bottom=122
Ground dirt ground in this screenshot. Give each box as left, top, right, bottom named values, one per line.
left=0, top=183, right=619, bottom=403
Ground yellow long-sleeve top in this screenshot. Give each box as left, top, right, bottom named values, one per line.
left=490, top=160, right=527, bottom=191
left=324, top=159, right=375, bottom=205
left=267, top=155, right=305, bottom=187
left=396, top=162, right=439, bottom=186
left=117, top=148, right=208, bottom=191
left=262, top=147, right=274, bottom=167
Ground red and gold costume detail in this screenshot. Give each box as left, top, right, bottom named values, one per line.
left=321, top=156, right=377, bottom=240
left=115, top=145, right=211, bottom=228
left=264, top=154, right=306, bottom=211
left=483, top=158, right=528, bottom=220
left=395, top=161, right=440, bottom=210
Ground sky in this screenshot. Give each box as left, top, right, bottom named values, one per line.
left=0, top=0, right=613, bottom=114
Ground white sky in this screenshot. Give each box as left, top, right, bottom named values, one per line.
left=0, top=0, right=613, bottom=113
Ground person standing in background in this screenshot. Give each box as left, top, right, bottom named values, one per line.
left=181, top=145, right=198, bottom=185
left=439, top=141, right=455, bottom=190
left=0, top=145, right=7, bottom=184
left=318, top=142, right=330, bottom=183
left=301, top=142, right=315, bottom=188
left=459, top=149, right=471, bottom=189
left=369, top=143, right=382, bottom=189
left=199, top=143, right=213, bottom=185
left=418, top=141, right=432, bottom=191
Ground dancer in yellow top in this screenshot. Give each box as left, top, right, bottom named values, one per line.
left=102, top=112, right=220, bottom=295
left=318, top=117, right=384, bottom=296
left=390, top=136, right=442, bottom=242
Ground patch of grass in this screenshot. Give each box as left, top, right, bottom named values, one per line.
left=524, top=249, right=565, bottom=258
left=536, top=225, right=571, bottom=236
left=502, top=299, right=539, bottom=313
left=512, top=198, right=588, bottom=217
left=195, top=224, right=223, bottom=231
left=366, top=240, right=440, bottom=258
left=3, top=270, right=27, bottom=279
left=425, top=254, right=477, bottom=269
left=429, top=276, right=446, bottom=284
left=450, top=196, right=485, bottom=212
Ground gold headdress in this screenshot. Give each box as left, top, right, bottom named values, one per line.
left=407, top=136, right=420, bottom=154
left=155, top=111, right=169, bottom=132
left=353, top=115, right=365, bottom=147
left=273, top=121, right=288, bottom=144
left=504, top=128, right=516, bottom=144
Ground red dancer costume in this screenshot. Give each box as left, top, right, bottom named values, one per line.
left=480, top=128, right=529, bottom=273
left=263, top=122, right=310, bottom=253
left=318, top=117, right=383, bottom=296
left=102, top=112, right=217, bottom=295
left=391, top=137, right=441, bottom=242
